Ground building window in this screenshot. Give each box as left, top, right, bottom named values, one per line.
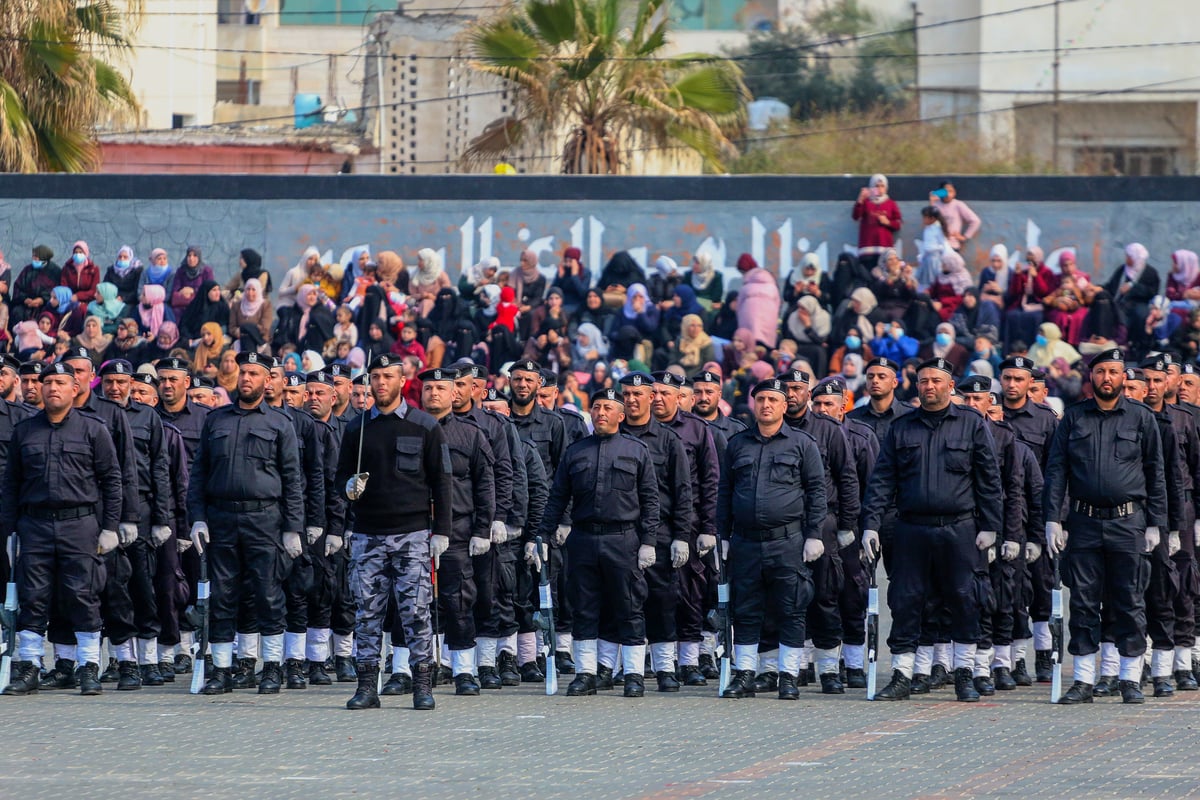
left=216, top=80, right=262, bottom=105
left=278, top=0, right=381, bottom=26
left=218, top=0, right=262, bottom=25
left=1073, top=147, right=1180, bottom=176
left=171, top=114, right=196, bottom=129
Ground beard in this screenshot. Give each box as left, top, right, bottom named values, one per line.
left=238, top=384, right=264, bottom=405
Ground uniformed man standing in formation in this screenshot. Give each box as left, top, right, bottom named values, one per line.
left=338, top=354, right=450, bottom=711
left=188, top=350, right=304, bottom=695
left=2, top=362, right=123, bottom=696
left=862, top=358, right=1003, bottom=702
left=538, top=387, right=660, bottom=697
left=18, top=361, right=44, bottom=409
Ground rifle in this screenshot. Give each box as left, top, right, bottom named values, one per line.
left=865, top=555, right=880, bottom=700
left=1050, top=560, right=1064, bottom=703
left=431, top=561, right=442, bottom=684
left=189, top=553, right=210, bottom=694
left=0, top=535, right=18, bottom=688
left=534, top=535, right=557, bottom=696
left=715, top=540, right=732, bottom=696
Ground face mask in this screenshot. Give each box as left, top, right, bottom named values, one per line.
left=975, top=349, right=991, bottom=359
left=1035, top=334, right=1048, bottom=347
left=845, top=335, right=861, bottom=350
left=73, top=253, right=86, bottom=265
left=890, top=327, right=903, bottom=340
left=31, top=260, right=44, bottom=269
left=116, top=259, right=130, bottom=269
left=935, top=332, right=952, bottom=347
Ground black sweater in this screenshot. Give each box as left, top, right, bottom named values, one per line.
left=336, top=403, right=452, bottom=537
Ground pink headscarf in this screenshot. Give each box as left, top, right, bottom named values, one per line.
left=1125, top=243, right=1149, bottom=281
left=296, top=284, right=317, bottom=341
left=1172, top=250, right=1199, bottom=287
left=139, top=284, right=166, bottom=337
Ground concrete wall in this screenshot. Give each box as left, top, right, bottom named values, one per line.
left=0, top=175, right=1195, bottom=294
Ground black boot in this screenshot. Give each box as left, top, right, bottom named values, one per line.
left=158, top=662, right=175, bottom=683
left=76, top=662, right=103, bottom=696
left=992, top=667, right=1016, bottom=691
left=173, top=653, right=193, bottom=675
left=38, top=659, right=77, bottom=690
left=1035, top=650, right=1053, bottom=683
left=1119, top=679, right=1144, bottom=704
left=679, top=664, right=707, bottom=686
left=455, top=672, right=481, bottom=696
left=1174, top=669, right=1198, bottom=691
left=345, top=664, right=380, bottom=710
left=436, top=664, right=453, bottom=686
left=2, top=661, right=40, bottom=695
left=412, top=663, right=436, bottom=710
left=796, top=666, right=809, bottom=687
left=874, top=670, right=910, bottom=700
left=1058, top=680, right=1094, bottom=704
left=230, top=657, right=257, bottom=689
left=929, top=663, right=950, bottom=690
left=845, top=667, right=867, bottom=689
left=777, top=671, right=799, bottom=700
left=380, top=671, right=412, bottom=695
left=497, top=651, right=521, bottom=686
left=820, top=672, right=845, bottom=695
left=100, top=657, right=120, bottom=683
left=307, top=659, right=332, bottom=686
left=258, top=661, right=283, bottom=694
left=1092, top=676, right=1118, bottom=697
left=555, top=650, right=576, bottom=675
left=519, top=660, right=545, bottom=683
left=1011, top=657, right=1033, bottom=686
left=335, top=656, right=358, bottom=683
left=624, top=673, right=645, bottom=697
left=722, top=669, right=757, bottom=699
left=699, top=653, right=720, bottom=680
left=285, top=659, right=307, bottom=690
left=140, top=663, right=164, bottom=687
left=656, top=670, right=680, bottom=692
left=909, top=673, right=931, bottom=695
left=1153, top=676, right=1175, bottom=698
left=955, top=667, right=980, bottom=702
left=753, top=671, right=778, bottom=693
left=201, top=666, right=231, bottom=695
left=117, top=660, right=142, bottom=691
left=565, top=672, right=596, bottom=696
left=973, top=674, right=995, bottom=696
left=596, top=665, right=614, bottom=690
left=478, top=665, right=502, bottom=690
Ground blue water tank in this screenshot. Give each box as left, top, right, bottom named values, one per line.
left=294, top=94, right=323, bottom=129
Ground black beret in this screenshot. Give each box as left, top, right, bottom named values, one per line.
left=133, top=372, right=158, bottom=386
left=777, top=369, right=811, bottom=384
left=618, top=372, right=653, bottom=388
left=455, top=361, right=487, bottom=380
left=18, top=361, right=44, bottom=376
left=351, top=373, right=369, bottom=385
left=306, top=370, right=335, bottom=386
left=99, top=359, right=134, bottom=377
left=157, top=356, right=191, bottom=374
left=998, top=356, right=1035, bottom=374
left=44, top=362, right=72, bottom=376
left=591, top=388, right=624, bottom=405
left=367, top=353, right=399, bottom=372
left=418, top=366, right=460, bottom=383
left=484, top=387, right=509, bottom=404
left=1031, top=369, right=1047, bottom=383
left=651, top=371, right=685, bottom=388
left=283, top=372, right=303, bottom=387
left=327, top=363, right=352, bottom=380
left=956, top=374, right=992, bottom=394
left=539, top=369, right=557, bottom=388
left=61, top=346, right=93, bottom=364
left=1183, top=362, right=1198, bottom=376
left=1139, top=356, right=1169, bottom=374
left=191, top=375, right=216, bottom=390
left=0, top=354, right=21, bottom=373
left=865, top=357, right=900, bottom=374
left=1124, top=367, right=1145, bottom=382
left=916, top=358, right=955, bottom=377
left=692, top=369, right=723, bottom=385
left=1089, top=348, right=1125, bottom=369
left=510, top=359, right=541, bottom=375
left=236, top=350, right=271, bottom=370
left=813, top=378, right=845, bottom=396
left=750, top=378, right=787, bottom=398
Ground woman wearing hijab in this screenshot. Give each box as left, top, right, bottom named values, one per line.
left=571, top=287, right=614, bottom=341
left=1167, top=249, right=1200, bottom=311
left=459, top=256, right=499, bottom=305
left=88, top=282, right=127, bottom=335
left=274, top=284, right=335, bottom=353
left=11, top=244, right=60, bottom=327
left=71, top=315, right=113, bottom=367
left=785, top=294, right=832, bottom=378
left=830, top=251, right=872, bottom=311
left=783, top=253, right=833, bottom=310
left=225, top=248, right=271, bottom=298
left=278, top=246, right=321, bottom=309
left=573, top=322, right=609, bottom=370
left=103, top=318, right=148, bottom=365
left=830, top=286, right=877, bottom=346
left=103, top=245, right=143, bottom=304
left=301, top=349, right=327, bottom=373
left=708, top=290, right=741, bottom=341
left=136, top=248, right=174, bottom=299
left=664, top=283, right=705, bottom=340
left=721, top=326, right=759, bottom=377
left=1040, top=252, right=1091, bottom=346
left=61, top=240, right=101, bottom=305
left=735, top=254, right=781, bottom=349
left=1003, top=246, right=1055, bottom=350
left=620, top=283, right=661, bottom=349
left=142, top=321, right=180, bottom=363
left=1027, top=321, right=1080, bottom=369
left=852, top=173, right=902, bottom=269
left=521, top=287, right=570, bottom=365
left=598, top=251, right=645, bottom=305
left=363, top=321, right=395, bottom=356
left=840, top=352, right=866, bottom=395
left=178, top=279, right=230, bottom=343
left=979, top=244, right=1010, bottom=309
left=1102, top=242, right=1160, bottom=350
left=928, top=249, right=973, bottom=321
left=191, top=321, right=227, bottom=374
left=512, top=249, right=547, bottom=318
left=51, top=285, right=86, bottom=336
left=169, top=246, right=214, bottom=321
left=409, top=248, right=452, bottom=318
left=670, top=313, right=715, bottom=378
left=215, top=349, right=240, bottom=394
left=137, top=283, right=173, bottom=338
left=229, top=277, right=273, bottom=345
left=551, top=247, right=590, bottom=314
left=828, top=325, right=873, bottom=375
left=647, top=255, right=682, bottom=307
left=685, top=251, right=724, bottom=312
left=918, top=321, right=971, bottom=374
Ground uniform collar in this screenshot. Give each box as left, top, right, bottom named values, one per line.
left=233, top=401, right=268, bottom=415
left=370, top=399, right=410, bottom=420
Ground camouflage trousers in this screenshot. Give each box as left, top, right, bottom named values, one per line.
left=349, top=530, right=433, bottom=667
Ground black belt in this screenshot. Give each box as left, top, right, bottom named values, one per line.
left=738, top=521, right=803, bottom=542
left=1071, top=500, right=1136, bottom=520
left=210, top=498, right=276, bottom=513
left=24, top=504, right=95, bottom=521
left=576, top=521, right=635, bottom=535
left=898, top=511, right=974, bottom=527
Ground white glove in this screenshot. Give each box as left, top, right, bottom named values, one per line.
left=720, top=538, right=729, bottom=561
left=1169, top=530, right=1181, bottom=556
left=861, top=529, right=881, bottom=561
left=1025, top=541, right=1042, bottom=562
left=283, top=531, right=303, bottom=559
left=490, top=520, right=506, bottom=543
left=150, top=525, right=172, bottom=547
left=1145, top=526, right=1161, bottom=553
left=306, top=526, right=323, bottom=545
left=976, top=530, right=997, bottom=550
left=524, top=541, right=548, bottom=570
left=836, top=530, right=855, bottom=549
left=637, top=544, right=656, bottom=570
left=504, top=524, right=521, bottom=544
left=430, top=534, right=449, bottom=568
left=1001, top=541, right=1020, bottom=561
left=190, top=521, right=209, bottom=555
left=470, top=536, right=491, bottom=557
left=670, top=540, right=689, bottom=568
left=118, top=522, right=139, bottom=546
left=1195, top=519, right=1200, bottom=548
left=696, top=534, right=717, bottom=556
left=98, top=529, right=119, bottom=555
left=177, top=536, right=193, bottom=554
left=803, top=537, right=824, bottom=563
left=1045, top=521, right=1066, bottom=557
left=345, top=472, right=369, bottom=500
left=324, top=535, right=343, bottom=556
left=554, top=524, right=571, bottom=547
left=986, top=546, right=996, bottom=564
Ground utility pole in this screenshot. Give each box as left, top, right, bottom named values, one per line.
left=912, top=2, right=920, bottom=115
left=1052, top=0, right=1061, bottom=172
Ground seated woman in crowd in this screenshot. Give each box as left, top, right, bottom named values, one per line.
left=828, top=325, right=873, bottom=375
left=89, top=282, right=127, bottom=336
left=1003, top=246, right=1054, bottom=349
left=685, top=252, right=723, bottom=312
left=1040, top=251, right=1091, bottom=346
left=670, top=313, right=714, bottom=378
left=927, top=249, right=972, bottom=321
left=870, top=249, right=917, bottom=322
left=573, top=322, right=608, bottom=373
left=179, top=280, right=229, bottom=343
left=104, top=245, right=143, bottom=305
left=784, top=295, right=831, bottom=378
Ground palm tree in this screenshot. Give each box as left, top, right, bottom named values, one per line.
left=0, top=0, right=139, bottom=172
left=464, top=0, right=749, bottom=174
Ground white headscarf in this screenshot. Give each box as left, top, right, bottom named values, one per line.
left=691, top=252, right=716, bottom=291
left=1125, top=243, right=1149, bottom=282
left=989, top=244, right=1011, bottom=293
left=415, top=248, right=443, bottom=285
left=654, top=255, right=678, bottom=279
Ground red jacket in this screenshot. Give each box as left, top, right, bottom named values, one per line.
left=852, top=198, right=902, bottom=251
left=61, top=261, right=101, bottom=304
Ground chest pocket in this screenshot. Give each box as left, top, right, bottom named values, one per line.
left=132, top=428, right=152, bottom=458
left=731, top=453, right=756, bottom=492
left=448, top=443, right=473, bottom=478
left=60, top=440, right=93, bottom=475
left=208, top=429, right=233, bottom=461
left=22, top=443, right=48, bottom=476
left=246, top=428, right=276, bottom=461
left=395, top=436, right=424, bottom=473
left=895, top=442, right=922, bottom=477
left=944, top=442, right=971, bottom=474
left=1114, top=428, right=1139, bottom=462
left=611, top=457, right=638, bottom=492
left=769, top=451, right=800, bottom=485
left=530, top=428, right=554, bottom=466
